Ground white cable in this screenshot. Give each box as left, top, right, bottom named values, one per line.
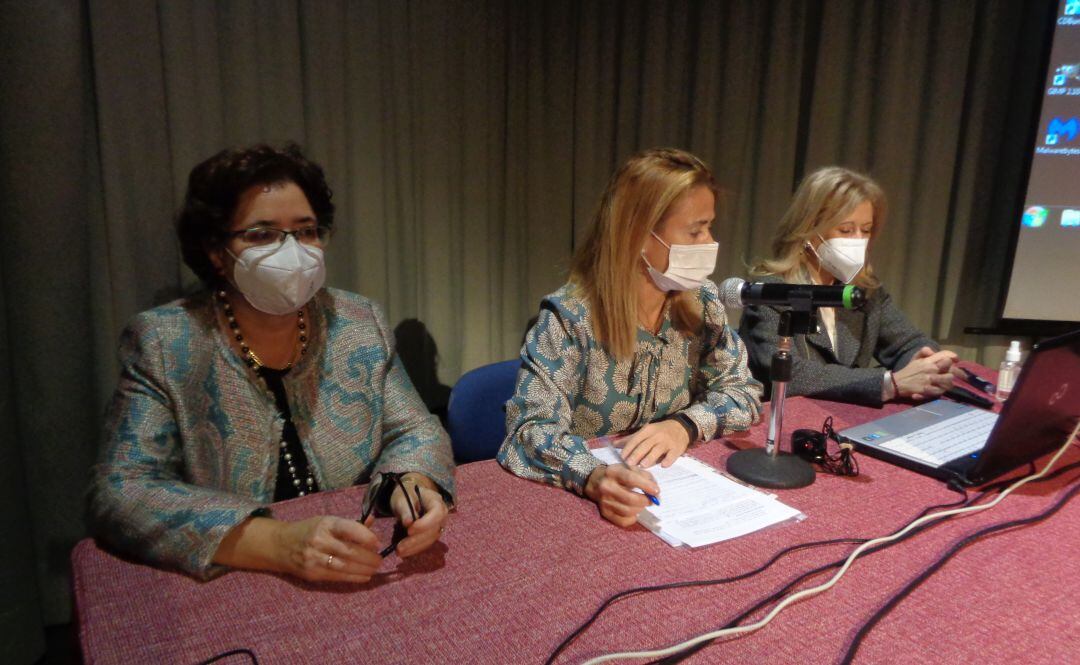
left=582, top=418, right=1080, bottom=665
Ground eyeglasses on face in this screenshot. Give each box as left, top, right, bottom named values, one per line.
left=227, top=225, right=331, bottom=248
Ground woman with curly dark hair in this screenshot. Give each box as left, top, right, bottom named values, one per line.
left=89, top=144, right=454, bottom=583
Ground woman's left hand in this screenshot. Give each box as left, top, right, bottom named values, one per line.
left=387, top=473, right=449, bottom=557
left=618, top=420, right=691, bottom=468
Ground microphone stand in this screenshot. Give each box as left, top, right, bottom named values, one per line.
left=727, top=293, right=817, bottom=489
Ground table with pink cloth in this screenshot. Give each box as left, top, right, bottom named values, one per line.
left=73, top=366, right=1080, bottom=664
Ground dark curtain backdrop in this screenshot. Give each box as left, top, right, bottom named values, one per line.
left=0, top=0, right=1055, bottom=660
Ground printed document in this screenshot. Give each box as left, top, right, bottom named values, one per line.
left=592, top=447, right=802, bottom=547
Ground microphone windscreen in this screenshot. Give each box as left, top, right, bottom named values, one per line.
left=718, top=277, right=746, bottom=310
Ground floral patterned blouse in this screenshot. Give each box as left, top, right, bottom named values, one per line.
left=498, top=279, right=763, bottom=495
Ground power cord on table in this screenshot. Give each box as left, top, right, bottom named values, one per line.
left=575, top=420, right=1080, bottom=665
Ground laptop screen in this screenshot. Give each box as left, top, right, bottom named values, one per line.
left=969, top=330, right=1080, bottom=483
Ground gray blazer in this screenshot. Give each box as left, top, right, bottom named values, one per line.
left=737, top=275, right=937, bottom=406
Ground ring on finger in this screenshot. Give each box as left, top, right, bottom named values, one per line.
left=326, top=554, right=335, bottom=568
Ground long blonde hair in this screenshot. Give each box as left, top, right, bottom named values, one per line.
left=752, top=166, right=886, bottom=291
left=570, top=148, right=718, bottom=359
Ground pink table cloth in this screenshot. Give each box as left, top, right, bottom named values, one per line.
left=73, top=365, right=1080, bottom=663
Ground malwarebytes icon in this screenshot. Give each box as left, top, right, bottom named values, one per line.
left=1046, top=117, right=1079, bottom=145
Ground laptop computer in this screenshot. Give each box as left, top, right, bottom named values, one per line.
left=839, top=329, right=1080, bottom=486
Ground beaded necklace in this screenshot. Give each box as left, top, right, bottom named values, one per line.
left=216, top=290, right=317, bottom=497
left=217, top=290, right=307, bottom=368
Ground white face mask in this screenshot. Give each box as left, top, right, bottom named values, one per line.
left=229, top=236, right=326, bottom=315
left=642, top=231, right=719, bottom=292
left=810, top=235, right=868, bottom=284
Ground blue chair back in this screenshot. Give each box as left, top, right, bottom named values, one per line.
left=447, top=359, right=521, bottom=464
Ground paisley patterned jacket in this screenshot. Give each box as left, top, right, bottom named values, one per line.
left=88, top=288, right=454, bottom=579
left=498, top=280, right=763, bottom=494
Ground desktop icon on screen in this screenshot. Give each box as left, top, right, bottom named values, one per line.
left=1046, top=117, right=1080, bottom=145
left=1055, top=64, right=1080, bottom=86
left=1022, top=206, right=1048, bottom=228
left=1062, top=209, right=1080, bottom=227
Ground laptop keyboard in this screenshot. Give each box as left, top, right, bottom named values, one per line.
left=880, top=409, right=999, bottom=466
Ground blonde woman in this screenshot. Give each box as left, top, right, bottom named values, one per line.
left=738, top=166, right=960, bottom=406
left=497, top=148, right=762, bottom=527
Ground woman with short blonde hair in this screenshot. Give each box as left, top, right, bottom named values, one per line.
left=753, top=166, right=886, bottom=291
left=740, top=166, right=960, bottom=405
left=498, top=148, right=762, bottom=528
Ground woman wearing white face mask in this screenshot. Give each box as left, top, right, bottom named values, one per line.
left=498, top=148, right=763, bottom=528
left=89, top=145, right=454, bottom=583
left=739, top=166, right=960, bottom=406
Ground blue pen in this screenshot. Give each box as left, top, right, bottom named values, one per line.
left=629, top=483, right=660, bottom=505
left=620, top=455, right=660, bottom=506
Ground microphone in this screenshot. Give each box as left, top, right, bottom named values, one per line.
left=718, top=278, right=865, bottom=310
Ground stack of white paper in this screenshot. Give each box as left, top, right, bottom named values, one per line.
left=592, top=447, right=803, bottom=548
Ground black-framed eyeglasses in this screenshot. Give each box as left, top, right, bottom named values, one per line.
left=360, top=472, right=424, bottom=557
left=227, top=225, right=332, bottom=248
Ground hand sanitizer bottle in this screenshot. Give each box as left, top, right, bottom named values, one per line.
left=995, top=340, right=1022, bottom=401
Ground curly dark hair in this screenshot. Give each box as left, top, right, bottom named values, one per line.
left=177, top=143, right=335, bottom=286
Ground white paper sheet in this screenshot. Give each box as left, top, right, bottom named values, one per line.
left=592, top=447, right=803, bottom=548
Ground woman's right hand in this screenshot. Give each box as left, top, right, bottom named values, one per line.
left=215, top=515, right=384, bottom=583
left=892, top=346, right=959, bottom=401
left=271, top=515, right=384, bottom=583
left=584, top=464, right=660, bottom=528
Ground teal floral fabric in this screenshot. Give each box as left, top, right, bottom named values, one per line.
left=88, top=288, right=454, bottom=579
left=498, top=280, right=763, bottom=495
